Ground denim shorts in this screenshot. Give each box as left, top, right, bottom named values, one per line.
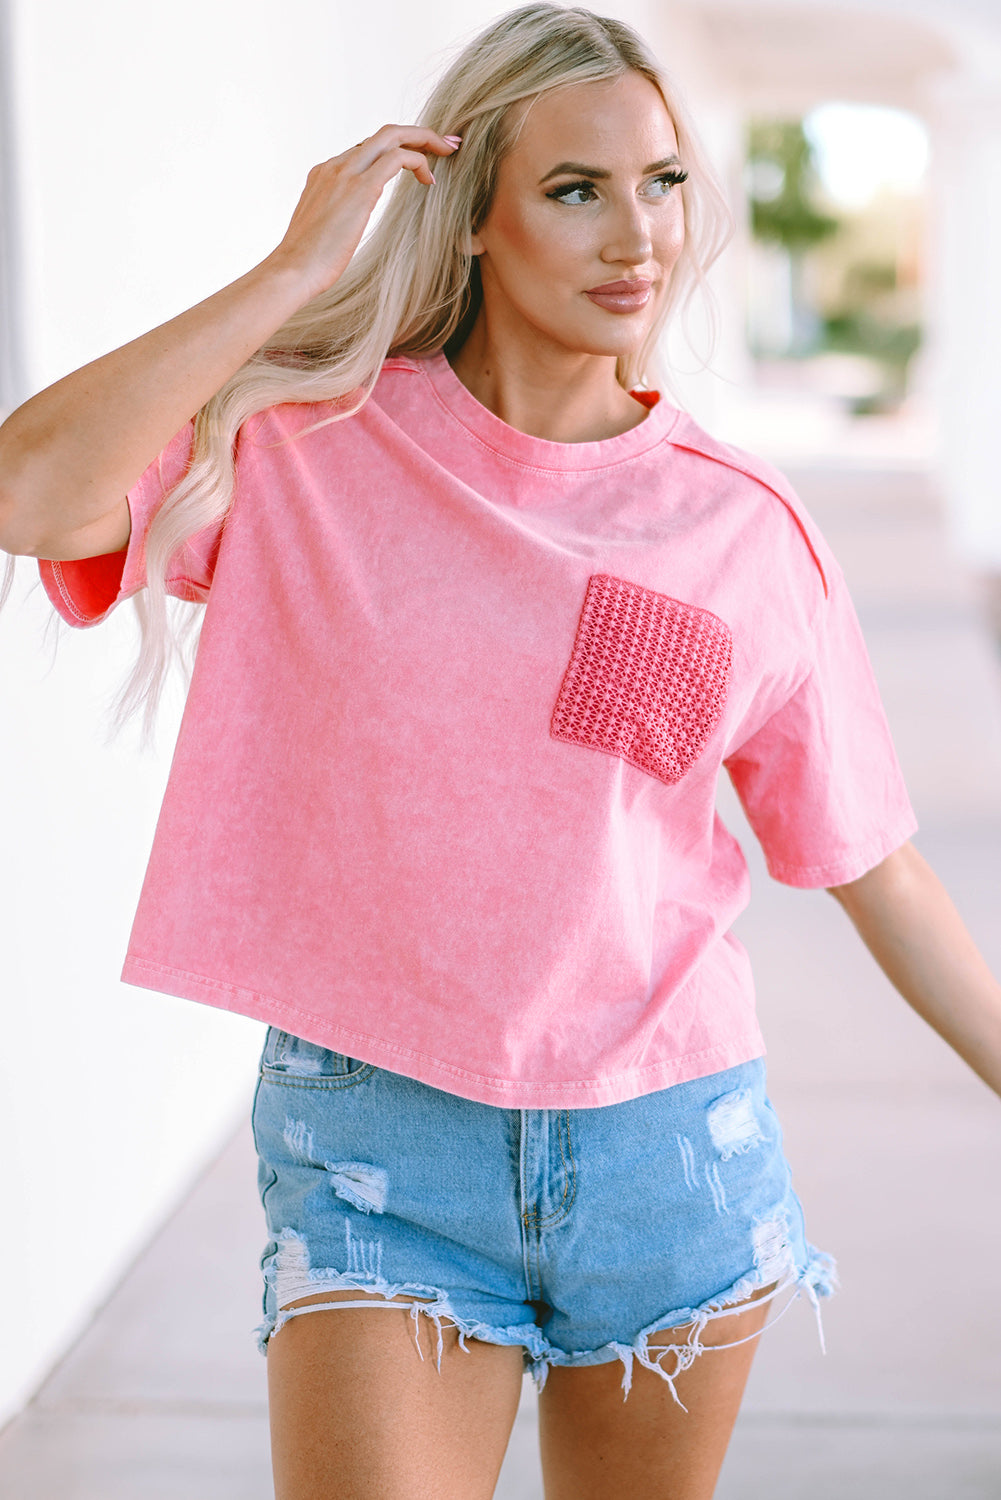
left=252, top=1029, right=837, bottom=1403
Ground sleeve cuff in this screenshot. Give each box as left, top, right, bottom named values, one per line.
left=763, top=808, right=920, bottom=889
left=35, top=426, right=190, bottom=627
left=38, top=546, right=131, bottom=627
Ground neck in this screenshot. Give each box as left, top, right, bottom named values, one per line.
left=447, top=315, right=649, bottom=444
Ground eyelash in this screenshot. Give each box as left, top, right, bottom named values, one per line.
left=546, top=168, right=689, bottom=205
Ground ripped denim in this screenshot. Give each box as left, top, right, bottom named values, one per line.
left=252, top=1031, right=836, bottom=1407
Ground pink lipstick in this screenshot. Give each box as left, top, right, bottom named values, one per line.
left=584, top=279, right=652, bottom=314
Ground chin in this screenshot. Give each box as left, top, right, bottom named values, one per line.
left=563, top=327, right=649, bottom=360
left=536, top=310, right=639, bottom=349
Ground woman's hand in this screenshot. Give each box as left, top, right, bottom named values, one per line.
left=265, top=126, right=461, bottom=303
left=0, top=125, right=460, bottom=560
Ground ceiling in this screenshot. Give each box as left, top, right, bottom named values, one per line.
left=695, top=1, right=960, bottom=112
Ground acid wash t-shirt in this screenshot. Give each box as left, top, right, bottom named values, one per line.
left=39, top=351, right=917, bottom=1108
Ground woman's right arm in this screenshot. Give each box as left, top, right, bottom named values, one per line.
left=0, top=125, right=459, bottom=562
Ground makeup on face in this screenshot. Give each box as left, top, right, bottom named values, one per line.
left=583, top=279, right=653, bottom=314
left=464, top=71, right=688, bottom=383
left=532, top=143, right=688, bottom=318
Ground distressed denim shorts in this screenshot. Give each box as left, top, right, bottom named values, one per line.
left=252, top=1029, right=837, bottom=1403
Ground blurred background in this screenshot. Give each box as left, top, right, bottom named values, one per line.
left=1, top=0, right=1000, bottom=1494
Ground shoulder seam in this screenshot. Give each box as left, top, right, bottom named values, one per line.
left=668, top=429, right=829, bottom=600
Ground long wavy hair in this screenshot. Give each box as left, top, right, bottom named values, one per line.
left=7, top=3, right=733, bottom=740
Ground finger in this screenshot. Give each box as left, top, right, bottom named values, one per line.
left=369, top=122, right=461, bottom=151
left=384, top=146, right=441, bottom=188
left=353, top=142, right=453, bottom=194
left=352, top=124, right=460, bottom=171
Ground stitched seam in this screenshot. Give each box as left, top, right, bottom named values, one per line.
left=164, top=571, right=210, bottom=593
left=768, top=811, right=918, bottom=884
left=521, top=1212, right=543, bottom=1302
left=519, top=1116, right=543, bottom=1303
left=257, top=1067, right=375, bottom=1091
left=45, top=560, right=203, bottom=624
left=250, top=1074, right=280, bottom=1221
left=47, top=561, right=93, bottom=624
left=522, top=1112, right=578, bottom=1229
left=669, top=434, right=830, bottom=604
left=537, top=1110, right=577, bottom=1226
left=417, top=360, right=682, bottom=476
left=123, top=956, right=758, bottom=1093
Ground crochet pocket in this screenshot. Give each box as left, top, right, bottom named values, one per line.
left=550, top=574, right=732, bottom=786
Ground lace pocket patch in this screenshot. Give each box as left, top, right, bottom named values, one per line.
left=551, top=574, right=732, bottom=786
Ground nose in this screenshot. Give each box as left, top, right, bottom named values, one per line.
left=600, top=196, right=654, bottom=268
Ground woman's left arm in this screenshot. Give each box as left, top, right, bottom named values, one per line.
left=828, top=840, right=1001, bottom=1098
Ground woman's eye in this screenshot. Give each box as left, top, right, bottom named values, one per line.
left=645, top=170, right=689, bottom=196
left=547, top=169, right=689, bottom=206
left=548, top=181, right=596, bottom=205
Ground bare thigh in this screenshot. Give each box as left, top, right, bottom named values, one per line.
left=266, top=1289, right=525, bottom=1500
left=538, top=1284, right=776, bottom=1500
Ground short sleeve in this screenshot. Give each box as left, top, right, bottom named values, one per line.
left=38, top=420, right=222, bottom=628
left=724, top=559, right=918, bottom=888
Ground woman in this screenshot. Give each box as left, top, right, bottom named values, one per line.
left=1, top=6, right=999, bottom=1497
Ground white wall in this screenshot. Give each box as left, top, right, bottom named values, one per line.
left=0, top=578, right=267, bottom=1423
left=927, top=68, right=1001, bottom=570
left=0, top=0, right=365, bottom=1426
left=0, top=0, right=736, bottom=1427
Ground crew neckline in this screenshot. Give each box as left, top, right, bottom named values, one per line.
left=410, top=348, right=679, bottom=472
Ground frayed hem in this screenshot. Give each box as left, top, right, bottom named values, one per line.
left=254, top=1225, right=839, bottom=1411
left=528, top=1240, right=838, bottom=1409
left=254, top=1227, right=548, bottom=1369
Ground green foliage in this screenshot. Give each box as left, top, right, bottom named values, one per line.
left=824, top=255, right=922, bottom=383
left=747, top=119, right=840, bottom=251
left=823, top=313, right=922, bottom=372
left=745, top=115, right=924, bottom=400
left=843, top=260, right=898, bottom=299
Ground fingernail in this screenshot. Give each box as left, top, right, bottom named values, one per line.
left=443, top=135, right=462, bottom=145
left=428, top=171, right=436, bottom=185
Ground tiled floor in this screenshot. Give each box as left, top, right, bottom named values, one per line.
left=2, top=462, right=1000, bottom=1497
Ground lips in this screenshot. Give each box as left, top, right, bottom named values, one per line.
left=584, top=279, right=653, bottom=314
left=586, top=279, right=652, bottom=294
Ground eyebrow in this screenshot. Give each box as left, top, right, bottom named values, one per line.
left=538, top=154, right=682, bottom=184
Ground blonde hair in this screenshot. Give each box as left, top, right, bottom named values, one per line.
left=45, top=3, right=734, bottom=738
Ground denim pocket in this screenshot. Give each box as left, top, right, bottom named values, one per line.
left=260, top=1027, right=373, bottom=1084
left=551, top=573, right=732, bottom=786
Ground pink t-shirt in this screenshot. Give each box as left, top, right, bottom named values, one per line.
left=39, top=351, right=917, bottom=1107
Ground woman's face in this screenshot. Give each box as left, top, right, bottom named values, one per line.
left=469, top=70, right=687, bottom=363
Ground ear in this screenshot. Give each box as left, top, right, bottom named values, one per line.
left=467, top=227, right=485, bottom=257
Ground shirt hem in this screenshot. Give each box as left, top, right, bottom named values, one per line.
left=765, top=808, right=919, bottom=888
left=120, top=954, right=766, bottom=1108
